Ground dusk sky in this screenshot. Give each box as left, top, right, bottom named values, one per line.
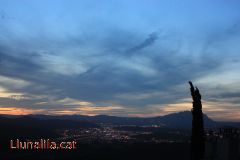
left=0, top=0, right=240, bottom=121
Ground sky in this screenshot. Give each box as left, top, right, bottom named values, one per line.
left=0, top=0, right=240, bottom=121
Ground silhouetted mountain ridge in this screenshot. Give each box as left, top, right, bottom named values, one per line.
left=1, top=111, right=238, bottom=128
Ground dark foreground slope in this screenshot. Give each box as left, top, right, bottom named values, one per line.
left=0, top=115, right=98, bottom=151
left=1, top=143, right=190, bottom=160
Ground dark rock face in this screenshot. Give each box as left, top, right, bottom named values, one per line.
left=189, top=81, right=204, bottom=160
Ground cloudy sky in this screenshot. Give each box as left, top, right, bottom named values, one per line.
left=0, top=0, right=240, bottom=121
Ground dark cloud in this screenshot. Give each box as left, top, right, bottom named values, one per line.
left=0, top=52, right=42, bottom=75
left=127, top=32, right=159, bottom=53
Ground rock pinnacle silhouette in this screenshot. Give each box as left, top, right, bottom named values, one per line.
left=189, top=81, right=204, bottom=160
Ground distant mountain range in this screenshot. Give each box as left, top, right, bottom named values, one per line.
left=1, top=111, right=239, bottom=129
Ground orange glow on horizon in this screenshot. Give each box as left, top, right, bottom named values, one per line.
left=0, top=100, right=239, bottom=122
left=0, top=107, right=43, bottom=115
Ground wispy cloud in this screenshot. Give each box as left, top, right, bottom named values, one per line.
left=127, top=32, right=159, bottom=53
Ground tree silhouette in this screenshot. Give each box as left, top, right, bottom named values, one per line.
left=189, top=81, right=204, bottom=160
